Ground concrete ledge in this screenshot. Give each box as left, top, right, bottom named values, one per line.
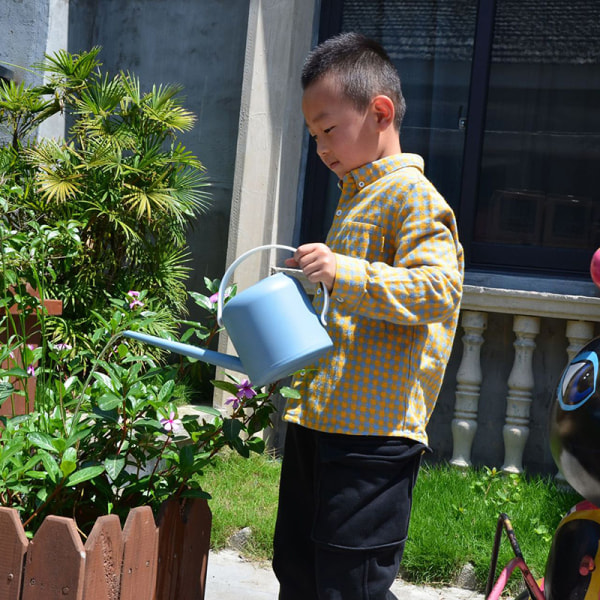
left=462, top=285, right=600, bottom=321
left=274, top=267, right=600, bottom=322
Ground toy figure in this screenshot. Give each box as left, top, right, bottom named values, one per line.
left=487, top=336, right=600, bottom=599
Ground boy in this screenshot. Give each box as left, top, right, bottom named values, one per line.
left=273, top=32, right=464, bottom=600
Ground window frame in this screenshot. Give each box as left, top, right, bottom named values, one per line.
left=299, top=0, right=599, bottom=283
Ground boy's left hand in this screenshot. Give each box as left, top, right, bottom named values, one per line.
left=285, top=243, right=337, bottom=292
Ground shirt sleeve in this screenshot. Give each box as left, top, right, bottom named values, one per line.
left=331, top=180, right=464, bottom=325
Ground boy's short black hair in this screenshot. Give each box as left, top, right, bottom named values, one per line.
left=301, top=32, right=406, bottom=131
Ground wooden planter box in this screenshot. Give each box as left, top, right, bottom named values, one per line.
left=0, top=286, right=63, bottom=417
left=0, top=497, right=211, bottom=600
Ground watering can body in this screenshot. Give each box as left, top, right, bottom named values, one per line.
left=124, top=245, right=333, bottom=388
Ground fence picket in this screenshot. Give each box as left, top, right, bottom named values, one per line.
left=154, top=498, right=211, bottom=600
left=0, top=499, right=209, bottom=600
left=119, top=507, right=158, bottom=600
left=83, top=515, right=124, bottom=600
left=0, top=508, right=28, bottom=600
left=21, top=516, right=85, bottom=600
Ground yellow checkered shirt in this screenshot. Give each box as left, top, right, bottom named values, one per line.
left=283, top=154, right=464, bottom=443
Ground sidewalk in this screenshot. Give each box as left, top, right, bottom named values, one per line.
left=204, top=550, right=486, bottom=600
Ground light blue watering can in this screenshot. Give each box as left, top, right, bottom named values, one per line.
left=124, top=245, right=333, bottom=387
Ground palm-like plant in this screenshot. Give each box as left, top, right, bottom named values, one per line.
left=0, top=48, right=210, bottom=348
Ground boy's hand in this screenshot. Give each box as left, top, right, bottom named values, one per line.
left=285, top=243, right=337, bottom=292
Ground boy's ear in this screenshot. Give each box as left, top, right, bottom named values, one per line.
left=371, top=95, right=395, bottom=130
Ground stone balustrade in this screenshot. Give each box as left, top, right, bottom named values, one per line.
left=453, top=284, right=600, bottom=473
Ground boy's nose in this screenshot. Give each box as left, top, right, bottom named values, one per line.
left=317, top=142, right=329, bottom=160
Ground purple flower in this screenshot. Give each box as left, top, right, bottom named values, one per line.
left=26, top=364, right=35, bottom=377
left=127, top=290, right=144, bottom=310
left=225, top=397, right=240, bottom=410
left=236, top=379, right=256, bottom=400
left=160, top=411, right=181, bottom=433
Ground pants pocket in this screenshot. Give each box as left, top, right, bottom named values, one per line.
left=312, top=434, right=425, bottom=551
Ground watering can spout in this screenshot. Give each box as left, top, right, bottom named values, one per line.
left=122, top=330, right=245, bottom=374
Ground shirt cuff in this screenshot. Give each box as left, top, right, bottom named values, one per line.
left=332, top=253, right=367, bottom=313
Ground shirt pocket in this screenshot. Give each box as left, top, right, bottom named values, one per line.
left=335, top=221, right=385, bottom=263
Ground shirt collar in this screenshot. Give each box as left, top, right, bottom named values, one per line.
left=339, top=154, right=425, bottom=193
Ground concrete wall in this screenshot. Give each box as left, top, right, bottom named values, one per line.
left=0, top=0, right=50, bottom=86
left=67, top=0, right=249, bottom=308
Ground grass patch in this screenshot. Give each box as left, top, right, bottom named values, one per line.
left=200, top=453, right=581, bottom=592
left=200, top=449, right=282, bottom=561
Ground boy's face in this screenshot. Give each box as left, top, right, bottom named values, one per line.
left=302, top=76, right=380, bottom=180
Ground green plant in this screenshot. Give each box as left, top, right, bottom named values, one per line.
left=0, top=48, right=209, bottom=346
left=0, top=279, right=294, bottom=537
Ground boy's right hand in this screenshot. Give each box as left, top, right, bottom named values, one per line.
left=285, top=243, right=336, bottom=292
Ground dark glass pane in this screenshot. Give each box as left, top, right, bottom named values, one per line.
left=312, top=0, right=477, bottom=235
left=473, top=1, right=600, bottom=261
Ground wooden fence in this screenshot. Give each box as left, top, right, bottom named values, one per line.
left=0, top=497, right=212, bottom=600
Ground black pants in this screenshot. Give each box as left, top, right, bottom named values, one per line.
left=272, top=423, right=426, bottom=600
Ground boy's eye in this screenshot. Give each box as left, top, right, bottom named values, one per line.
left=324, top=126, right=335, bottom=134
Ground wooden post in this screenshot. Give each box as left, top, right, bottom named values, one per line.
left=120, top=507, right=159, bottom=600
left=154, top=498, right=212, bottom=600
left=21, top=516, right=85, bottom=600
left=0, top=508, right=28, bottom=600
left=83, top=515, right=124, bottom=600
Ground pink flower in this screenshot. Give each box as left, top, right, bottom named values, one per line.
left=160, top=411, right=181, bottom=433
left=54, top=343, right=72, bottom=351
left=209, top=292, right=219, bottom=304
left=127, top=290, right=144, bottom=310
left=26, top=364, right=35, bottom=377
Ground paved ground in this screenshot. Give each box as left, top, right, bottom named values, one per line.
left=204, top=550, right=486, bottom=600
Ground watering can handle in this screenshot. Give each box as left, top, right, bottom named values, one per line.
left=217, top=244, right=330, bottom=328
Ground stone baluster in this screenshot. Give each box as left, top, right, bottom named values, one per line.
left=565, top=320, right=595, bottom=362
left=554, top=320, right=596, bottom=484
left=502, top=315, right=540, bottom=473
left=451, top=311, right=488, bottom=468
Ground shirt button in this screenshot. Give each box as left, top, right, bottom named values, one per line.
left=335, top=209, right=342, bottom=216
left=316, top=288, right=322, bottom=295
left=358, top=181, right=365, bottom=188
left=336, top=296, right=344, bottom=303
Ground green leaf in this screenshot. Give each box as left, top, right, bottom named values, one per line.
left=158, top=379, right=175, bottom=403
left=246, top=436, right=266, bottom=454
left=0, top=382, right=14, bottom=402
left=180, top=488, right=211, bottom=500
left=40, top=451, right=61, bottom=482
left=28, top=432, right=58, bottom=453
left=179, top=444, right=195, bottom=470
left=66, top=465, right=105, bottom=486
left=223, top=418, right=243, bottom=441
left=104, top=456, right=126, bottom=480
left=60, top=447, right=77, bottom=478
left=193, top=405, right=222, bottom=418
left=211, top=380, right=240, bottom=395
left=279, top=386, right=301, bottom=399
left=97, top=392, right=123, bottom=411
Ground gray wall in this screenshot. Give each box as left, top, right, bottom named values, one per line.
left=0, top=0, right=50, bottom=86
left=67, top=0, right=249, bottom=312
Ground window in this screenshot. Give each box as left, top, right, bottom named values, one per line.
left=300, top=0, right=600, bottom=280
